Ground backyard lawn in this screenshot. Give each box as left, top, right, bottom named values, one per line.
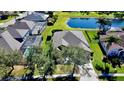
left=41, top=11, right=114, bottom=49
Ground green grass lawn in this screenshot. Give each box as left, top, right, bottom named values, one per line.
left=115, top=76, right=124, bottom=81
left=53, top=64, right=80, bottom=74
left=53, top=64, right=74, bottom=74
left=0, top=16, right=15, bottom=23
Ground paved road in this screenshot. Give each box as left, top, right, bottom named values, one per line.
left=33, top=74, right=80, bottom=79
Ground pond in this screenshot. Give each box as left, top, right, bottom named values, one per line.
left=67, top=18, right=124, bottom=29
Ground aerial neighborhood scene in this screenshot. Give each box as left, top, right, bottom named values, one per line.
left=1, top=11, right=124, bottom=81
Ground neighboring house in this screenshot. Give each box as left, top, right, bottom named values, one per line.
left=7, top=22, right=29, bottom=42
left=0, top=31, right=22, bottom=53
left=21, top=19, right=36, bottom=30
left=0, top=12, right=47, bottom=54
left=52, top=31, right=91, bottom=52
left=21, top=19, right=46, bottom=35
left=23, top=12, right=49, bottom=22
left=100, top=31, right=124, bottom=62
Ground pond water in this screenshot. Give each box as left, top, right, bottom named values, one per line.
left=67, top=18, right=124, bottom=29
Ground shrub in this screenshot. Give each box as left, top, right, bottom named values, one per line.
left=1, top=15, right=8, bottom=20
left=121, top=27, right=124, bottom=31
left=47, top=14, right=58, bottom=26
left=95, top=63, right=104, bottom=71
left=47, top=36, right=52, bottom=41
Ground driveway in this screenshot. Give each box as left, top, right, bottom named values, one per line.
left=79, top=62, right=99, bottom=81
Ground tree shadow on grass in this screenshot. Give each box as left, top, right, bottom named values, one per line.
left=98, top=75, right=117, bottom=81
left=53, top=75, right=79, bottom=81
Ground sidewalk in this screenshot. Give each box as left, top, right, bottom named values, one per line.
left=99, top=73, right=124, bottom=77
left=33, top=74, right=80, bottom=79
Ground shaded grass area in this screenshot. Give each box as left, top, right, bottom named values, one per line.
left=33, top=64, right=40, bottom=76
left=99, top=76, right=124, bottom=81
left=33, top=64, right=79, bottom=76
left=116, top=76, right=124, bottom=81
left=0, top=16, right=15, bottom=23
left=53, top=64, right=79, bottom=74
left=47, top=75, right=80, bottom=81
left=83, top=31, right=124, bottom=74
left=53, top=64, right=74, bottom=74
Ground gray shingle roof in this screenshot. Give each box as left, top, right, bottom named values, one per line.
left=11, top=21, right=30, bottom=29
left=7, top=26, right=29, bottom=39
left=21, top=19, right=36, bottom=30
left=0, top=31, right=22, bottom=52
left=52, top=31, right=91, bottom=52
left=24, top=12, right=48, bottom=22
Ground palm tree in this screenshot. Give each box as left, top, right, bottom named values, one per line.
left=105, top=36, right=122, bottom=68
left=62, top=46, right=91, bottom=78
left=105, top=36, right=122, bottom=49
left=97, top=18, right=111, bottom=35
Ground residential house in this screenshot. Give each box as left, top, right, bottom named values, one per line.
left=21, top=20, right=46, bottom=35
left=0, top=31, right=22, bottom=53
left=100, top=30, right=124, bottom=62
left=52, top=31, right=91, bottom=52
left=0, top=12, right=47, bottom=54
left=23, top=12, right=49, bottom=22
left=7, top=21, right=30, bottom=42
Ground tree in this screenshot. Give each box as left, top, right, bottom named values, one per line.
left=105, top=36, right=122, bottom=49
left=113, top=12, right=124, bottom=19
left=26, top=45, right=56, bottom=80
left=3, top=51, right=22, bottom=75
left=0, top=50, right=10, bottom=79
left=61, top=46, right=91, bottom=78
left=97, top=18, right=111, bottom=35
left=51, top=48, right=65, bottom=64
left=0, top=50, right=22, bottom=79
